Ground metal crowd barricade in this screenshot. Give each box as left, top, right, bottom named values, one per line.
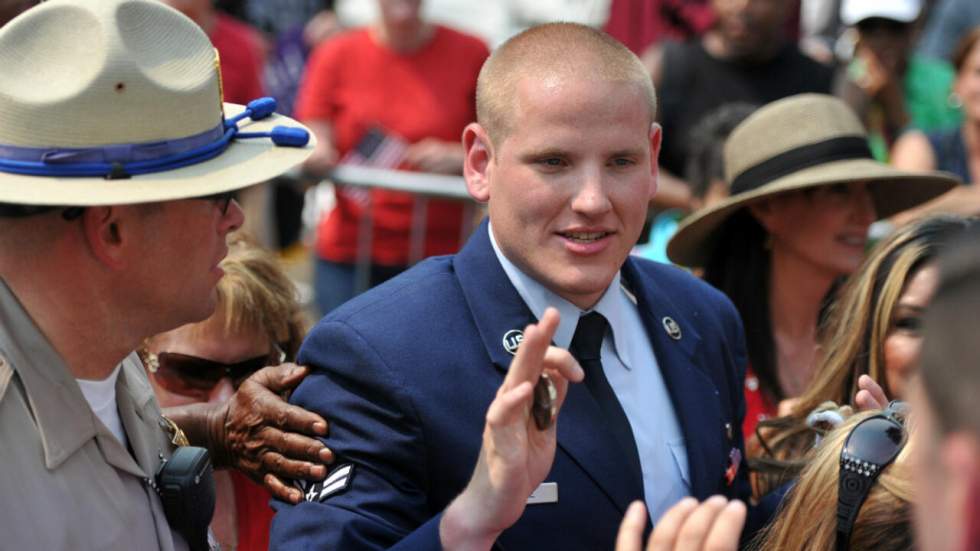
left=325, top=165, right=479, bottom=293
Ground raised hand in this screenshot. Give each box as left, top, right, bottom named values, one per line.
left=616, top=497, right=745, bottom=551
left=439, top=308, right=584, bottom=550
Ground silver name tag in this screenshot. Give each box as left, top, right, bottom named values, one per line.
left=526, top=482, right=558, bottom=505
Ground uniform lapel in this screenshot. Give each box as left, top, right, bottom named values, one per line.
left=454, top=221, right=536, bottom=373
left=114, top=355, right=165, bottom=478
left=621, top=259, right=724, bottom=500
left=455, top=221, right=644, bottom=513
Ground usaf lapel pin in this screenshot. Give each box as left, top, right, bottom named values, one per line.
left=502, top=329, right=524, bottom=355
left=662, top=317, right=682, bottom=340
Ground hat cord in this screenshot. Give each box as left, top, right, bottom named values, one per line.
left=0, top=97, right=309, bottom=179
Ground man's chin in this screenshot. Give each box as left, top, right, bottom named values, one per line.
left=552, top=274, right=618, bottom=309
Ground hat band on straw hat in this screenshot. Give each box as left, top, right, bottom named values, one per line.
left=730, top=136, right=872, bottom=195
left=0, top=97, right=309, bottom=180
left=0, top=125, right=224, bottom=175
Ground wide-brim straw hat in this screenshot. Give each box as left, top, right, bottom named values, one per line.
left=0, top=0, right=313, bottom=208
left=666, top=94, right=959, bottom=268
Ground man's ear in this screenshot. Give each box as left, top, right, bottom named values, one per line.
left=80, top=205, right=130, bottom=270
left=649, top=122, right=663, bottom=199
left=463, top=122, right=493, bottom=203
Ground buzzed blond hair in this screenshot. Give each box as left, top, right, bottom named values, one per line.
left=476, top=22, right=657, bottom=145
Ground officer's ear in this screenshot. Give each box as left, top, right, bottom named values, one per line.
left=463, top=122, right=493, bottom=203
left=80, top=204, right=149, bottom=270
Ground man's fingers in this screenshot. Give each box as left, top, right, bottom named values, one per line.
left=702, top=500, right=745, bottom=551
left=249, top=364, right=309, bottom=393
left=253, top=393, right=329, bottom=436
left=504, top=308, right=560, bottom=390
left=647, top=497, right=698, bottom=551
left=260, top=450, right=329, bottom=483
left=266, top=429, right=335, bottom=465
left=674, top=496, right=729, bottom=551
left=486, top=381, right=534, bottom=428
left=542, top=346, right=583, bottom=383
left=615, top=501, right=648, bottom=551
left=264, top=473, right=304, bottom=504
left=541, top=350, right=579, bottom=420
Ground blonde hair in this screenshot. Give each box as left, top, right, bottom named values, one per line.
left=753, top=411, right=914, bottom=551
left=475, top=22, right=656, bottom=145
left=208, top=233, right=308, bottom=360
left=751, top=215, right=976, bottom=494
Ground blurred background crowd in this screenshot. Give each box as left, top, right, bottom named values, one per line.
left=3, top=0, right=979, bottom=549
left=12, top=0, right=964, bottom=323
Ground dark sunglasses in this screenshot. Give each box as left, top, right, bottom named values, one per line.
left=199, top=190, right=237, bottom=215
left=58, top=190, right=237, bottom=221
left=836, top=401, right=909, bottom=551
left=144, top=344, right=285, bottom=398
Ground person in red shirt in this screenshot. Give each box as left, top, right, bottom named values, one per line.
left=296, top=0, right=489, bottom=315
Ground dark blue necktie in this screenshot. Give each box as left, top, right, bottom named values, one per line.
left=570, top=312, right=644, bottom=487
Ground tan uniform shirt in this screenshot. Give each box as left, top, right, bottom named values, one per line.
left=0, top=279, right=189, bottom=551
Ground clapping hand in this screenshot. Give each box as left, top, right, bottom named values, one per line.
left=616, top=497, right=746, bottom=551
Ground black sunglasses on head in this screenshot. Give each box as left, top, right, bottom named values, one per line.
left=836, top=401, right=909, bottom=551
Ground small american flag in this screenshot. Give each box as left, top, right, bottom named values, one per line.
left=338, top=127, right=408, bottom=205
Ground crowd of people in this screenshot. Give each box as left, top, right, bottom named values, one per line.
left=2, top=0, right=980, bottom=550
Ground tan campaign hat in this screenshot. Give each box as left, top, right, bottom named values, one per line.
left=0, top=0, right=313, bottom=208
left=666, top=94, right=959, bottom=268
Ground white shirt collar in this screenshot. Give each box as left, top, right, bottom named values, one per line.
left=488, top=223, right=636, bottom=369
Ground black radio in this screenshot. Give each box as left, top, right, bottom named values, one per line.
left=155, top=446, right=216, bottom=551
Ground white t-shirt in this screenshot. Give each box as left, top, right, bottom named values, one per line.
left=76, top=364, right=129, bottom=448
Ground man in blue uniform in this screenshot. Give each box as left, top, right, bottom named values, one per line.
left=271, top=22, right=755, bottom=549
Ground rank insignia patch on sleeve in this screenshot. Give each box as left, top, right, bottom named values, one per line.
left=296, top=463, right=355, bottom=503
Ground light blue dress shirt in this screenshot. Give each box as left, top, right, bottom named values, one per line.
left=488, top=225, right=690, bottom=522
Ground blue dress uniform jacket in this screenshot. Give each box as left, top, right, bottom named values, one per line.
left=270, top=221, right=758, bottom=550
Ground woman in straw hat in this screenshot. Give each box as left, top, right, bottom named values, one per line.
left=666, top=94, right=958, bottom=440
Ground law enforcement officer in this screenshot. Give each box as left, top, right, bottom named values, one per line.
left=0, top=0, right=327, bottom=548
